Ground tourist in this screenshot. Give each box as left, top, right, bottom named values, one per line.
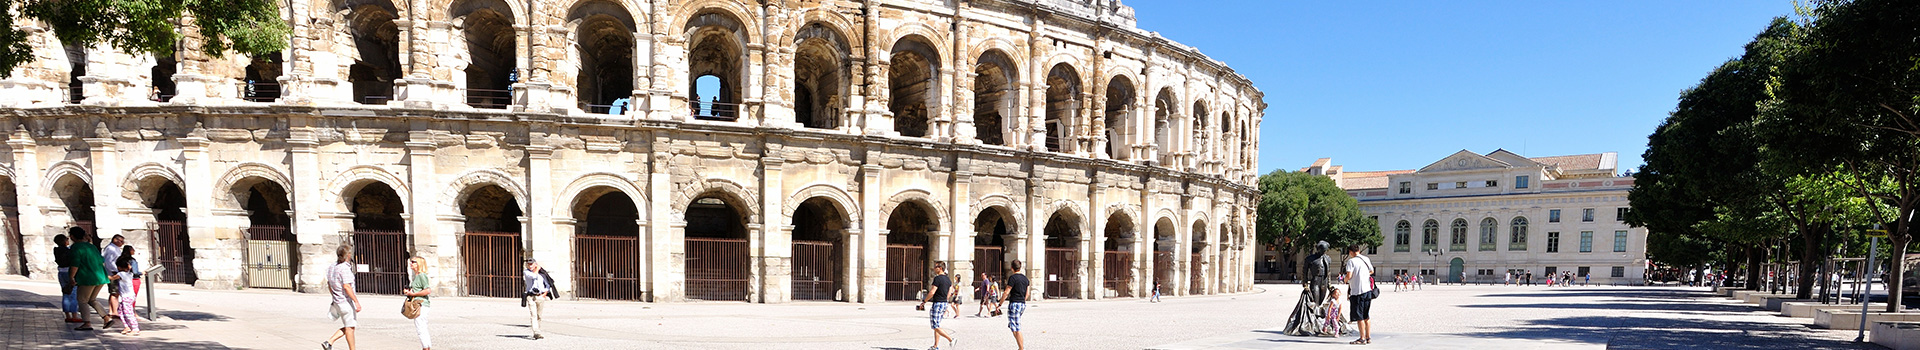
left=111, top=256, right=139, bottom=336
left=120, top=246, right=143, bottom=309
left=1504, top=271, right=1511, bottom=286
left=324, top=245, right=361, bottom=350
left=54, top=234, right=78, bottom=323
left=403, top=256, right=433, bottom=350
left=1342, top=245, right=1375, bottom=345
left=975, top=273, right=997, bottom=317
left=101, top=235, right=124, bottom=317
left=1000, top=260, right=1031, bottom=350
left=522, top=259, right=555, bottom=340
left=1151, top=282, right=1163, bottom=302
left=69, top=230, right=112, bottom=331
left=918, top=261, right=957, bottom=350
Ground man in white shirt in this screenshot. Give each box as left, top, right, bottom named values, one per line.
left=1343, top=245, right=1375, bottom=345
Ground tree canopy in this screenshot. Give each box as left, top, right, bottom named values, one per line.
left=0, top=0, right=289, bottom=77
left=1256, top=170, right=1381, bottom=254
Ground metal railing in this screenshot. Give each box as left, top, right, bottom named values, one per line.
left=237, top=82, right=282, bottom=102
left=461, top=231, right=524, bottom=298
left=692, top=101, right=741, bottom=121
left=885, top=244, right=926, bottom=301
left=350, top=230, right=408, bottom=295
left=1045, top=248, right=1077, bottom=299
left=467, top=88, right=513, bottom=109
left=685, top=237, right=749, bottom=301
left=1103, top=251, right=1134, bottom=298
left=573, top=234, right=643, bottom=301
left=355, top=95, right=392, bottom=105
left=792, top=241, right=836, bottom=301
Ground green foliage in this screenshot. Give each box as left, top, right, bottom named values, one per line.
left=1256, top=170, right=1379, bottom=253
left=0, top=0, right=289, bottom=77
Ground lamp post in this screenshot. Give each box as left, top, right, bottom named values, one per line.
left=1426, top=248, right=1444, bottom=286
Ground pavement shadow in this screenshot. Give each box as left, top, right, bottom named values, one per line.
left=159, top=310, right=234, bottom=322
left=1479, top=289, right=1718, bottom=300
left=1460, top=301, right=1757, bottom=313
left=98, top=335, right=244, bottom=350
left=1461, top=316, right=1882, bottom=350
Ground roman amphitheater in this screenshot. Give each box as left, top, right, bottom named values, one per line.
left=0, top=0, right=1261, bottom=303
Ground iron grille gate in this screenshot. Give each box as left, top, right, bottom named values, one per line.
left=154, top=221, right=195, bottom=284
left=1154, top=251, right=1174, bottom=295
left=1190, top=253, right=1204, bottom=295
left=7, top=215, right=23, bottom=277
left=973, top=246, right=1007, bottom=286
left=462, top=231, right=524, bottom=298
left=685, top=237, right=749, bottom=301
left=792, top=241, right=836, bottom=301
left=574, top=234, right=642, bottom=301
left=1103, top=251, right=1133, bottom=298
left=245, top=225, right=290, bottom=289
left=1045, top=248, right=1076, bottom=299
left=352, top=230, right=408, bottom=295
left=885, top=244, right=925, bottom=301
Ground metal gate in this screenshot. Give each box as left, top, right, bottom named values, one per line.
left=7, top=215, right=23, bottom=277
left=792, top=240, right=836, bottom=301
left=1045, top=248, right=1076, bottom=298
left=685, top=237, right=749, bottom=301
left=244, top=225, right=290, bottom=288
left=351, top=230, right=408, bottom=295
left=1154, top=251, right=1174, bottom=295
left=1190, top=253, right=1205, bottom=295
left=885, top=244, right=925, bottom=301
left=155, top=221, right=196, bottom=284
left=573, top=234, right=641, bottom=301
left=462, top=231, right=524, bottom=298
left=1103, top=251, right=1133, bottom=297
left=973, top=246, right=1006, bottom=284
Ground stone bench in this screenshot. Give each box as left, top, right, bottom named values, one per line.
left=1742, top=292, right=1793, bottom=305
left=1783, top=302, right=1884, bottom=318
left=1815, top=309, right=1920, bottom=330
left=1715, top=287, right=1738, bottom=297
left=1875, top=322, right=1920, bottom=350
left=1764, top=297, right=1815, bottom=311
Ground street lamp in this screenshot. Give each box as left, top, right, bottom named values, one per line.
left=1425, top=248, right=1444, bottom=286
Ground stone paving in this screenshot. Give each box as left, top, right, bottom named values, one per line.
left=0, top=276, right=1890, bottom=349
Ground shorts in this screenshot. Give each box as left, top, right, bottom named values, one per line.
left=1348, top=295, right=1372, bottom=321
left=1006, top=302, right=1027, bottom=332
left=928, top=302, right=949, bottom=329
left=330, top=303, right=359, bottom=328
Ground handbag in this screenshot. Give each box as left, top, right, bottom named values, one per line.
left=1363, top=259, right=1381, bottom=300
left=402, top=297, right=424, bottom=319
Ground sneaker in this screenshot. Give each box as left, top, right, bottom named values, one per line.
left=532, top=334, right=544, bottom=340
left=73, top=326, right=93, bottom=331
left=321, top=341, right=332, bottom=350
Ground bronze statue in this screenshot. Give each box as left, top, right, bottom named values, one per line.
left=1283, top=241, right=1351, bottom=336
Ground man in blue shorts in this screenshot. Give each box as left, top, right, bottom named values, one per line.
left=918, top=262, right=956, bottom=350
left=1000, top=260, right=1031, bottom=350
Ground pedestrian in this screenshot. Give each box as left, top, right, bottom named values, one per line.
left=975, top=273, right=996, bottom=317
left=120, top=246, right=143, bottom=309
left=1505, top=272, right=1512, bottom=286
left=999, top=260, right=1031, bottom=350
left=522, top=259, right=555, bottom=340
left=918, top=261, right=957, bottom=350
left=111, top=256, right=139, bottom=336
left=1584, top=273, right=1590, bottom=286
left=69, top=230, right=113, bottom=331
left=54, top=234, right=79, bottom=323
left=1341, top=245, right=1375, bottom=345
left=324, top=245, right=361, bottom=350
left=101, top=235, right=124, bottom=313
left=403, top=255, right=433, bottom=350
left=1151, top=282, right=1163, bottom=302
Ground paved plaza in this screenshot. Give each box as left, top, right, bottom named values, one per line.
left=0, top=276, right=1886, bottom=349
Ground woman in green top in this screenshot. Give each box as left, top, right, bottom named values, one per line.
left=67, top=232, right=113, bottom=331
left=403, top=256, right=433, bottom=350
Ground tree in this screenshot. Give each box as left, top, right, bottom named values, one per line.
left=1256, top=170, right=1381, bottom=280
left=0, top=0, right=289, bottom=77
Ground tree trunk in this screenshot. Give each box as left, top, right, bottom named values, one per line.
left=1887, top=234, right=1911, bottom=313
left=1797, top=227, right=1825, bottom=300
left=1746, top=246, right=1764, bottom=291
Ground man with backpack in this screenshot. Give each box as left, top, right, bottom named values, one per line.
left=1342, top=245, right=1376, bottom=345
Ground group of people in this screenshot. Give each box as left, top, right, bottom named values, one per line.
left=1282, top=242, right=1376, bottom=346
left=1391, top=272, right=1422, bottom=291
left=53, top=227, right=145, bottom=335
left=319, top=245, right=557, bottom=350
left=916, top=260, right=1033, bottom=350
left=1534, top=271, right=1587, bottom=287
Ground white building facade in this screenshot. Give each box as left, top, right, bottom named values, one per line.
left=1307, top=150, right=1648, bottom=285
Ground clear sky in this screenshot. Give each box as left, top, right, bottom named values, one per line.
left=1123, top=1, right=1799, bottom=174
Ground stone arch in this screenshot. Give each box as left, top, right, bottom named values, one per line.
left=683, top=5, right=752, bottom=121
left=555, top=173, right=645, bottom=219
left=972, top=48, right=1020, bottom=146
left=40, top=161, right=92, bottom=193
left=568, top=0, right=639, bottom=111
left=326, top=165, right=412, bottom=213
left=1104, top=203, right=1143, bottom=230
left=668, top=0, right=760, bottom=39
left=792, top=20, right=853, bottom=129
left=335, top=0, right=402, bottom=104
left=967, top=39, right=1026, bottom=78
left=881, top=24, right=950, bottom=64
left=214, top=163, right=293, bottom=210
left=1043, top=62, right=1084, bottom=152
left=972, top=194, right=1024, bottom=233
left=671, top=177, right=759, bottom=220
left=451, top=0, right=520, bottom=109
left=879, top=189, right=946, bottom=232
left=443, top=0, right=524, bottom=23
left=119, top=162, right=184, bottom=203
left=783, top=183, right=861, bottom=225
left=443, top=169, right=530, bottom=214
left=795, top=9, right=860, bottom=52
left=888, top=34, right=943, bottom=138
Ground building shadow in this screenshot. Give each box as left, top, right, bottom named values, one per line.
left=1461, top=316, right=1881, bottom=350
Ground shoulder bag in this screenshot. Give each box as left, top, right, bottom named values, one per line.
left=1363, top=259, right=1381, bottom=300
left=402, top=296, right=424, bottom=319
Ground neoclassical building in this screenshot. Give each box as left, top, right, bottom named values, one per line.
left=0, top=0, right=1261, bottom=303
left=1303, top=150, right=1648, bottom=285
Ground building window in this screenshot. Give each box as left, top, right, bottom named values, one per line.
left=1450, top=218, right=1468, bottom=251
left=1582, top=208, right=1595, bottom=222
left=1485, top=180, right=1498, bottom=188
left=1549, top=209, right=1561, bottom=223
left=1611, top=266, right=1626, bottom=278
left=1478, top=217, right=1497, bottom=251
left=1516, top=176, right=1530, bottom=189
left=1545, top=266, right=1558, bottom=275
left=1547, top=232, right=1560, bottom=253
left=1427, top=183, right=1439, bottom=190
left=1617, top=207, right=1629, bottom=221
left=1614, top=230, right=1628, bottom=252
left=1577, top=266, right=1591, bottom=278
left=1422, top=219, right=1439, bottom=251
left=1367, top=245, right=1378, bottom=255
left=1579, top=231, right=1593, bottom=252
left=1394, top=221, right=1412, bottom=252
left=1509, top=217, right=1529, bottom=251
left=1399, top=182, right=1412, bottom=194
left=1455, top=181, right=1467, bottom=189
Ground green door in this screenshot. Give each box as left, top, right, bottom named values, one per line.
left=1449, top=257, right=1465, bottom=283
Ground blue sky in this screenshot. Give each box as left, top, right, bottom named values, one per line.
left=1123, top=1, right=1798, bottom=174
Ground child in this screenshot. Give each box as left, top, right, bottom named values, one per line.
left=112, top=257, right=139, bottom=336
left=1151, top=282, right=1162, bottom=303
left=121, top=246, right=142, bottom=309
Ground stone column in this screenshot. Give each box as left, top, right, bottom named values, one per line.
left=7, top=128, right=46, bottom=277
left=759, top=143, right=788, bottom=303
left=404, top=132, right=441, bottom=268
left=179, top=132, right=229, bottom=287
left=857, top=163, right=883, bottom=302
left=288, top=126, right=328, bottom=291
left=84, top=128, right=119, bottom=242
left=949, top=167, right=974, bottom=294
left=524, top=144, right=558, bottom=292
left=647, top=145, right=677, bottom=301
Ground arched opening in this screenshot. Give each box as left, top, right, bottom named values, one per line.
left=1152, top=217, right=1175, bottom=296
left=138, top=178, right=194, bottom=285
left=1393, top=220, right=1411, bottom=252
left=1192, top=101, right=1209, bottom=167
left=685, top=194, right=749, bottom=301
left=1450, top=218, right=1468, bottom=251
left=1218, top=222, right=1230, bottom=291
left=793, top=23, right=849, bottom=129
left=342, top=1, right=401, bottom=105
left=1153, top=89, right=1177, bottom=165
left=884, top=201, right=937, bottom=301
left=0, top=177, right=18, bottom=277
left=1043, top=210, right=1081, bottom=299
left=1189, top=221, right=1206, bottom=295
left=64, top=43, right=86, bottom=103
left=791, top=197, right=848, bottom=301
left=52, top=174, right=94, bottom=235
left=972, top=207, right=1014, bottom=288
left=572, top=188, right=642, bottom=301
left=151, top=49, right=178, bottom=102
left=570, top=1, right=636, bottom=115
left=454, top=0, right=518, bottom=109
left=1104, top=76, right=1136, bottom=159
left=1449, top=257, right=1465, bottom=284
left=1102, top=213, right=1135, bottom=298
left=346, top=181, right=406, bottom=295
left=973, top=50, right=1016, bottom=146
left=243, top=52, right=284, bottom=102
left=236, top=177, right=291, bottom=288
left=686, top=11, right=745, bottom=121
left=888, top=37, right=938, bottom=138
left=1479, top=217, right=1497, bottom=251
left=1422, top=219, right=1439, bottom=251
left=1044, top=64, right=1081, bottom=153
left=460, top=185, right=524, bottom=297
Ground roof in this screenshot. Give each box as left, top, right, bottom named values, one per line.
left=1529, top=153, right=1607, bottom=171
left=1338, top=170, right=1412, bottom=189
